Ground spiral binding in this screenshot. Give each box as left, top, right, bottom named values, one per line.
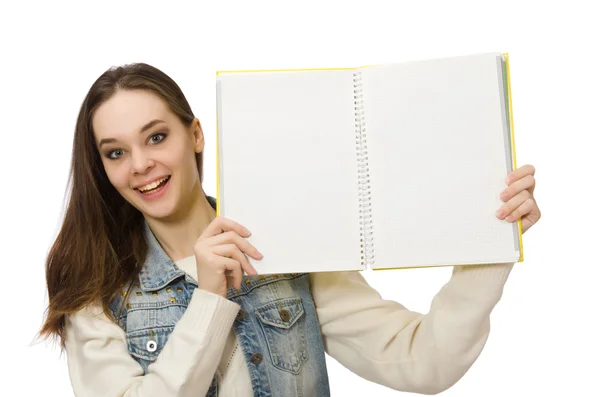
left=353, top=71, right=374, bottom=268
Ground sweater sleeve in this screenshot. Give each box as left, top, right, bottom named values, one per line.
left=309, top=263, right=514, bottom=395
left=65, top=288, right=240, bottom=397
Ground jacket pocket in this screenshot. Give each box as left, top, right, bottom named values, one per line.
left=255, top=297, right=308, bottom=374
left=125, top=326, right=174, bottom=374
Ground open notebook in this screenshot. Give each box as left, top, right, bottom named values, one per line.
left=215, top=52, right=523, bottom=275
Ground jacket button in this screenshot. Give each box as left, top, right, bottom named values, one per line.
left=236, top=310, right=247, bottom=321
left=250, top=353, right=263, bottom=365
left=279, top=309, right=290, bottom=322
left=146, top=340, right=157, bottom=353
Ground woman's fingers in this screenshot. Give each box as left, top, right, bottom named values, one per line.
left=223, top=261, right=244, bottom=290
left=497, top=164, right=540, bottom=232
left=500, top=174, right=535, bottom=202
left=496, top=190, right=531, bottom=220
left=213, top=243, right=258, bottom=278
left=505, top=197, right=536, bottom=222
left=201, top=216, right=251, bottom=239
left=194, top=216, right=262, bottom=296
left=506, top=164, right=535, bottom=184
left=210, top=231, right=263, bottom=261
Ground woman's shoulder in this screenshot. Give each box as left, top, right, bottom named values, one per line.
left=66, top=300, right=109, bottom=321
left=65, top=300, right=124, bottom=342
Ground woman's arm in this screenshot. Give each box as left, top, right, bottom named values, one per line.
left=310, top=263, right=513, bottom=395
left=65, top=288, right=240, bottom=397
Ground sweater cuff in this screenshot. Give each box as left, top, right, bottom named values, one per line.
left=176, top=288, right=240, bottom=338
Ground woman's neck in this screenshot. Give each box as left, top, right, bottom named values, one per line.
left=145, top=186, right=216, bottom=262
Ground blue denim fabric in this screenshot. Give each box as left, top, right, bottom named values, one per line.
left=109, top=196, right=331, bottom=396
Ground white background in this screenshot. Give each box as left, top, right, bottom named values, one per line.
left=1, top=0, right=598, bottom=396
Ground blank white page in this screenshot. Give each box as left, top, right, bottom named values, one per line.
left=361, top=53, right=521, bottom=269
left=216, top=70, right=363, bottom=274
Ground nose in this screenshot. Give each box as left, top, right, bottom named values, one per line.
left=130, top=149, right=155, bottom=175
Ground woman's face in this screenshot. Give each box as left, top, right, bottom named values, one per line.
left=92, top=89, right=204, bottom=221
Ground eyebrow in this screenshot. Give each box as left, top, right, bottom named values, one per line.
left=97, top=119, right=167, bottom=148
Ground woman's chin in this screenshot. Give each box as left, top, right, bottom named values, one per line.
left=140, top=202, right=180, bottom=221
left=125, top=195, right=178, bottom=221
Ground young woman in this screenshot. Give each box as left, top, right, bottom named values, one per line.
left=39, top=62, right=541, bottom=396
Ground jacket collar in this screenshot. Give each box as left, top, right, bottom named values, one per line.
left=138, top=195, right=217, bottom=291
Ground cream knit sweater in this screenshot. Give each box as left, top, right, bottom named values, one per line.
left=64, top=257, right=513, bottom=396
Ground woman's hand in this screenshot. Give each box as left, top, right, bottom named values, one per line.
left=194, top=216, right=262, bottom=297
left=496, top=164, right=541, bottom=233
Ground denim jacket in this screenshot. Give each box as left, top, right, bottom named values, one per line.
left=108, top=196, right=331, bottom=396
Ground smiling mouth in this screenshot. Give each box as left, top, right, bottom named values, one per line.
left=136, top=176, right=171, bottom=194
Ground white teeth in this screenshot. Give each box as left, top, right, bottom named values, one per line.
left=138, top=177, right=169, bottom=192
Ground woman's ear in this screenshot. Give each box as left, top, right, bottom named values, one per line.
left=191, top=118, right=204, bottom=153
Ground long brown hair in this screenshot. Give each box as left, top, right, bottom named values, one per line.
left=38, top=63, right=204, bottom=348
